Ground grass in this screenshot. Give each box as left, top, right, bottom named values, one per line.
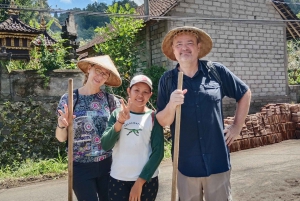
left=0, top=156, right=67, bottom=181
left=0, top=143, right=171, bottom=184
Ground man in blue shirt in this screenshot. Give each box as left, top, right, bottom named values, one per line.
left=156, top=26, right=251, bottom=201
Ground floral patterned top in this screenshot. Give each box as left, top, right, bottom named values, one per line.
left=57, top=90, right=120, bottom=163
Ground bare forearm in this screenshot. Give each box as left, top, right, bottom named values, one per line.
left=55, top=127, right=68, bottom=142
left=233, top=89, right=251, bottom=128
left=114, top=121, right=124, bottom=132
left=156, top=103, right=176, bottom=127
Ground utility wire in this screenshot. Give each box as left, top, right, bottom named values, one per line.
left=0, top=2, right=300, bottom=24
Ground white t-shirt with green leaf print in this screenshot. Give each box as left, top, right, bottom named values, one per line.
left=101, top=108, right=164, bottom=182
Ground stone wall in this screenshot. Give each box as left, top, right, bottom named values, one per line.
left=0, top=67, right=85, bottom=102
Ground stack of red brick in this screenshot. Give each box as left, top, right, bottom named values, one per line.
left=227, top=103, right=300, bottom=152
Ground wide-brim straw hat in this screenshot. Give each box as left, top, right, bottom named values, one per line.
left=161, top=26, right=213, bottom=61
left=77, top=55, right=122, bottom=87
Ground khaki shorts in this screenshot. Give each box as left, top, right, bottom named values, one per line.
left=177, top=170, right=232, bottom=201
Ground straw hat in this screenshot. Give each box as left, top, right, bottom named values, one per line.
left=161, top=26, right=213, bottom=61
left=77, top=55, right=122, bottom=87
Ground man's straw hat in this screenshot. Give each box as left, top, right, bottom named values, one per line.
left=77, top=55, right=122, bottom=87
left=161, top=26, right=213, bottom=61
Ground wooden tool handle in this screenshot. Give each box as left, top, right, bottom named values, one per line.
left=171, top=72, right=183, bottom=201
left=67, top=78, right=74, bottom=201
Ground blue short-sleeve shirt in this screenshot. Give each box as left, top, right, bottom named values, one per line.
left=157, top=60, right=249, bottom=177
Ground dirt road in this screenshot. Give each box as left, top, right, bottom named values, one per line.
left=0, top=139, right=299, bottom=201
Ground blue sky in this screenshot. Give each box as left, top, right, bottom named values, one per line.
left=47, top=0, right=144, bottom=10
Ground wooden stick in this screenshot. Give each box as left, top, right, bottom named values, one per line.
left=67, top=78, right=74, bottom=201
left=171, top=72, right=183, bottom=201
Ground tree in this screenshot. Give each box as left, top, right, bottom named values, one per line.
left=113, top=0, right=138, bottom=8
left=94, top=3, right=145, bottom=98
left=285, top=0, right=300, bottom=16
left=0, top=0, right=10, bottom=22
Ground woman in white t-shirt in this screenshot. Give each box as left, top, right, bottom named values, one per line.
left=101, top=75, right=164, bottom=201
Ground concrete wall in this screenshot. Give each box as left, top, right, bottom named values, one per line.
left=146, top=0, right=290, bottom=117
left=289, top=85, right=300, bottom=103
left=0, top=65, right=85, bottom=102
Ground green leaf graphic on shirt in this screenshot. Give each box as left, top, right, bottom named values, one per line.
left=124, top=128, right=142, bottom=136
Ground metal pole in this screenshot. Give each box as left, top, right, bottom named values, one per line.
left=144, top=0, right=149, bottom=20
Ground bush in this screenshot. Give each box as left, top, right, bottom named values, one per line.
left=0, top=100, right=65, bottom=167
left=288, top=39, right=300, bottom=85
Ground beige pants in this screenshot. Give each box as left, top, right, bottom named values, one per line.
left=177, top=170, right=232, bottom=201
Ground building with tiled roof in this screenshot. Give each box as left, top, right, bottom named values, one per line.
left=32, top=31, right=57, bottom=47
left=32, top=16, right=57, bottom=47
left=0, top=1, right=58, bottom=60
left=76, top=0, right=299, bottom=117
left=0, top=3, right=42, bottom=60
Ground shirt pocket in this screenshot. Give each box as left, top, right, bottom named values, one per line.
left=202, top=82, right=221, bottom=102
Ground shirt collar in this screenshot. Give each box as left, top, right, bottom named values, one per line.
left=175, top=60, right=205, bottom=77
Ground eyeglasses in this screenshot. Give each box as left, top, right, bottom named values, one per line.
left=94, top=68, right=110, bottom=79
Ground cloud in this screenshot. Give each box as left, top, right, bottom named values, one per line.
left=60, top=0, right=72, bottom=3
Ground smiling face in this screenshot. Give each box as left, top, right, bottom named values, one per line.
left=172, top=32, right=201, bottom=63
left=87, top=64, right=110, bottom=87
left=127, top=82, right=152, bottom=112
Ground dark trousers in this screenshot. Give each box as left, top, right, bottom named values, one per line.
left=108, top=176, right=159, bottom=201
left=73, top=157, right=112, bottom=201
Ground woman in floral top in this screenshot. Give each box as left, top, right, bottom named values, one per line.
left=56, top=55, right=121, bottom=201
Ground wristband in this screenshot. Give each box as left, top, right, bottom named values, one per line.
left=57, top=124, right=66, bottom=129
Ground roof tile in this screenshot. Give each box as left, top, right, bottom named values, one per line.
left=272, top=0, right=300, bottom=40
left=0, top=16, right=41, bottom=34
left=136, top=0, right=178, bottom=16
left=32, top=31, right=57, bottom=46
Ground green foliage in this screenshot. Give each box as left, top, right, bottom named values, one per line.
left=142, top=65, right=167, bottom=106
left=10, top=0, right=50, bottom=25
left=0, top=100, right=66, bottom=167
left=5, top=36, right=76, bottom=86
left=288, top=39, right=300, bottom=84
left=94, top=3, right=145, bottom=98
left=0, top=157, right=67, bottom=180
